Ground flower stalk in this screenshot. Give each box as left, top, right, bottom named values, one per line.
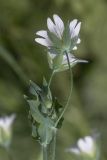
left=42, top=145, right=48, bottom=160
left=42, top=128, right=57, bottom=160
left=55, top=51, right=73, bottom=128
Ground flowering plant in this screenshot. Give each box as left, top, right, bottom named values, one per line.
left=25, top=14, right=87, bottom=160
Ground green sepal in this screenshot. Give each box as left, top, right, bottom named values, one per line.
left=47, top=31, right=62, bottom=48
left=62, top=22, right=71, bottom=52
left=41, top=78, right=52, bottom=109
left=56, top=60, right=77, bottom=72
left=47, top=52, right=53, bottom=69
left=48, top=47, right=62, bottom=55
left=53, top=54, right=63, bottom=70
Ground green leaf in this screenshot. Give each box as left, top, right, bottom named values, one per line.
left=32, top=124, right=38, bottom=138
left=38, top=118, right=54, bottom=145
left=27, top=100, right=44, bottom=123
left=29, top=80, right=41, bottom=96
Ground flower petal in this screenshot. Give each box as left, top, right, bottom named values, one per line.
left=53, top=14, right=64, bottom=38
left=6, top=114, right=16, bottom=127
left=84, top=136, right=94, bottom=151
left=0, top=114, right=15, bottom=130
left=70, top=19, right=77, bottom=38
left=36, top=30, right=48, bottom=39
left=75, top=22, right=81, bottom=36
left=35, top=38, right=50, bottom=47
left=76, top=59, right=88, bottom=63
left=47, top=18, right=57, bottom=35
left=77, top=138, right=86, bottom=152
left=70, top=19, right=77, bottom=31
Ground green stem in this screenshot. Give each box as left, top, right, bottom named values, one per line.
left=50, top=129, right=57, bottom=160
left=47, top=128, right=57, bottom=160
left=48, top=70, right=55, bottom=88
left=51, top=129, right=57, bottom=160
left=42, top=129, right=57, bottom=160
left=55, top=52, right=73, bottom=127
left=42, top=145, right=48, bottom=160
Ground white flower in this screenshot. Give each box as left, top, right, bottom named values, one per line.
left=66, top=136, right=96, bottom=158
left=0, top=114, right=15, bottom=131
left=47, top=52, right=88, bottom=72
left=0, top=114, right=15, bottom=147
left=35, top=14, right=81, bottom=53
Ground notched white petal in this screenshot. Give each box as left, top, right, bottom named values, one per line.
left=47, top=18, right=56, bottom=34
left=7, top=114, right=16, bottom=127
left=84, top=136, right=94, bottom=150
left=70, top=19, right=77, bottom=30
left=36, top=30, right=48, bottom=39
left=35, top=38, right=49, bottom=47
left=75, top=22, right=81, bottom=36
left=77, top=139, right=86, bottom=152
left=77, top=59, right=88, bottom=63
left=53, top=14, right=64, bottom=38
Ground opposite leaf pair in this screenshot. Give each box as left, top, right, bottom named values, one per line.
left=25, top=79, right=63, bottom=146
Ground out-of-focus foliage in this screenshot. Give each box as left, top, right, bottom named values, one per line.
left=0, top=0, right=107, bottom=159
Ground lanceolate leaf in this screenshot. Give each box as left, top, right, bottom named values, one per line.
left=38, top=117, right=54, bottom=145
left=29, top=80, right=41, bottom=96
left=27, top=99, right=44, bottom=123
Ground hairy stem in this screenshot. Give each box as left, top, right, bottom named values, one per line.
left=42, top=145, right=48, bottom=160
left=50, top=129, right=57, bottom=160
left=42, top=129, right=57, bottom=160
left=55, top=52, right=73, bottom=127
left=47, top=129, right=57, bottom=160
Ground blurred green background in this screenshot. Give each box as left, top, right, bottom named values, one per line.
left=0, top=0, right=107, bottom=159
